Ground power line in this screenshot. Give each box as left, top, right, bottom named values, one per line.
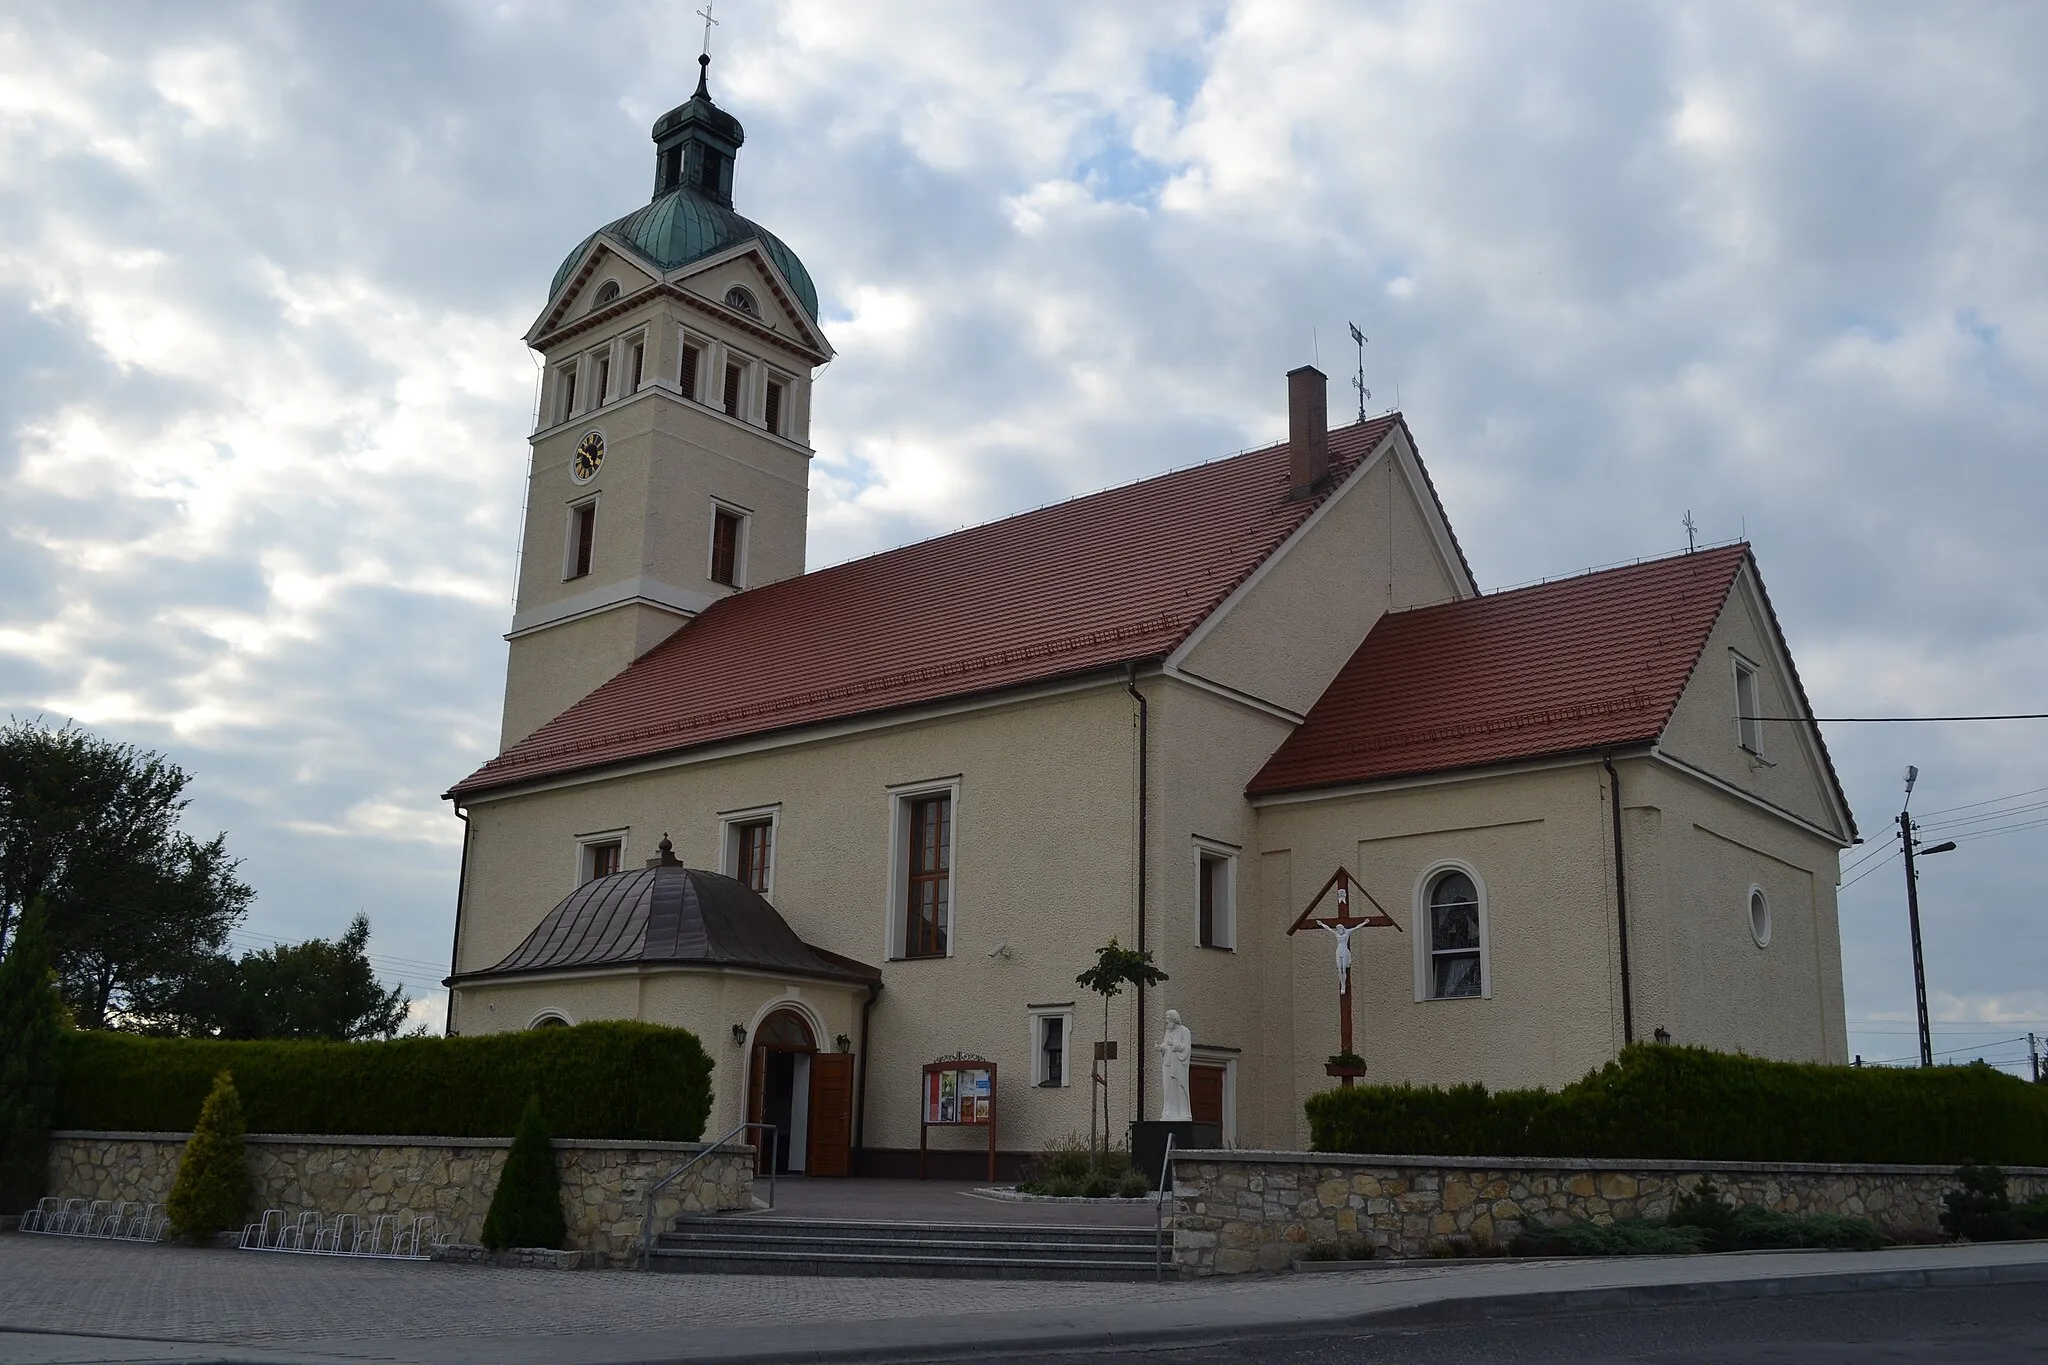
left=1863, top=1035, right=2031, bottom=1067
left=1949, top=816, right=2048, bottom=845
left=1839, top=849, right=1899, bottom=891
left=1919, top=799, right=2048, bottom=832
left=1921, top=784, right=2048, bottom=819
left=1745, top=713, right=2048, bottom=723
left=1838, top=833, right=1900, bottom=876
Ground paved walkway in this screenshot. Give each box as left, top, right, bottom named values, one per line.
left=2, top=1232, right=2044, bottom=1364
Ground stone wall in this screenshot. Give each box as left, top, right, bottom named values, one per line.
left=1170, top=1149, right=2048, bottom=1275
left=45, top=1130, right=753, bottom=1265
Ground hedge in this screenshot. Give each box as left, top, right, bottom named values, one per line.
left=53, top=1021, right=712, bottom=1141
left=1306, top=1045, right=2048, bottom=1166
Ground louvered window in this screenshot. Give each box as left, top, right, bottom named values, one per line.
left=764, top=378, right=785, bottom=435
left=723, top=361, right=744, bottom=417
left=629, top=339, right=645, bottom=393
left=592, top=351, right=611, bottom=406
left=568, top=502, right=596, bottom=579
left=711, top=507, right=742, bottom=587
left=680, top=342, right=701, bottom=401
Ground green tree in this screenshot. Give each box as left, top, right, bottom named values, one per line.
left=0, top=718, right=253, bottom=1027
left=165, top=1070, right=249, bottom=1242
left=144, top=914, right=411, bottom=1041
left=0, top=899, right=62, bottom=1209
left=1075, top=937, right=1167, bottom=1151
left=481, top=1097, right=567, bottom=1251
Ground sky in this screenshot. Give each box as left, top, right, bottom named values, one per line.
left=1, top=0, right=2043, bottom=1072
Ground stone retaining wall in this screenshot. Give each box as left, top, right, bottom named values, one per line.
left=1170, top=1149, right=2048, bottom=1275
left=44, top=1130, right=753, bottom=1265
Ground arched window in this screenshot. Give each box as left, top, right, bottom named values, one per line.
left=754, top=1009, right=814, bottom=1049
left=1748, top=886, right=1772, bottom=948
left=725, top=285, right=758, bottom=317
left=592, top=280, right=621, bottom=309
left=530, top=1013, right=571, bottom=1029
left=1424, top=869, right=1484, bottom=999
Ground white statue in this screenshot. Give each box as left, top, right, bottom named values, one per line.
left=1317, top=919, right=1364, bottom=995
left=1157, top=1009, right=1193, bottom=1122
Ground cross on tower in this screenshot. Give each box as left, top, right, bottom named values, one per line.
left=697, top=1, right=719, bottom=57
left=1348, top=322, right=1370, bottom=424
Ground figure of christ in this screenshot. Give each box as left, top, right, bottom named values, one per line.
left=1317, top=919, right=1366, bottom=995
left=1157, top=1009, right=1194, bottom=1122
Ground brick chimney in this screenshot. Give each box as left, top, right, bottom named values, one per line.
left=1287, top=366, right=1330, bottom=498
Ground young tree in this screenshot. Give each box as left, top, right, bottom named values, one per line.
left=1075, top=937, right=1167, bottom=1152
left=481, top=1097, right=567, bottom=1251
left=0, top=718, right=253, bottom=1026
left=142, top=914, right=411, bottom=1041
left=0, top=899, right=62, bottom=1209
left=166, top=1070, right=249, bottom=1242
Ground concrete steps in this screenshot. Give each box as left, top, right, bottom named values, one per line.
left=651, top=1214, right=1167, bottom=1280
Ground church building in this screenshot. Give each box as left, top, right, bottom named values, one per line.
left=442, top=61, right=1857, bottom=1177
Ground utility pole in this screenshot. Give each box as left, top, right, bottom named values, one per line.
left=1899, top=807, right=1932, bottom=1068
left=2031, top=1032, right=2040, bottom=1084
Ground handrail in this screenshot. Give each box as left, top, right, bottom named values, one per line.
left=1153, top=1132, right=1177, bottom=1282
left=637, top=1121, right=775, bottom=1270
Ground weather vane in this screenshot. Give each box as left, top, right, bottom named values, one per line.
left=1683, top=509, right=1698, bottom=554
left=697, top=0, right=719, bottom=57
left=1348, top=322, right=1370, bottom=423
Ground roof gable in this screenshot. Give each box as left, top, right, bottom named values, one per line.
left=453, top=416, right=1404, bottom=798
left=1248, top=545, right=1756, bottom=796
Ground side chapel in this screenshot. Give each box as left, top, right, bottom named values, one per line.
left=442, top=60, right=1857, bottom=1176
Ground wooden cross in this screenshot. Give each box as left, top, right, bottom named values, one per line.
left=1286, top=866, right=1400, bottom=1086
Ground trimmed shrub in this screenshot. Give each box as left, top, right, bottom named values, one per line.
left=53, top=1020, right=711, bottom=1140
left=166, top=1071, right=249, bottom=1241
left=481, top=1097, right=567, bottom=1251
left=1019, top=1135, right=1151, bottom=1199
left=0, top=901, right=62, bottom=1210
left=1306, top=1045, right=2048, bottom=1166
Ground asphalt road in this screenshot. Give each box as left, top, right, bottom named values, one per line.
left=988, top=1284, right=2048, bottom=1363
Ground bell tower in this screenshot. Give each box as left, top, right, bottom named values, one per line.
left=499, top=56, right=832, bottom=751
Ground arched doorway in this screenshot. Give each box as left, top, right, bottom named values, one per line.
left=746, top=1008, right=816, bottom=1175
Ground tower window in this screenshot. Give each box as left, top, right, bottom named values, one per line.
left=723, top=360, right=744, bottom=417
left=680, top=339, right=702, bottom=401
left=1197, top=846, right=1236, bottom=950
left=567, top=501, right=596, bottom=580
left=592, top=279, right=620, bottom=309
left=558, top=367, right=577, bottom=424
left=725, top=285, right=758, bottom=317
left=1734, top=656, right=1764, bottom=754
left=592, top=351, right=612, bottom=407
left=764, top=377, right=785, bottom=436
left=629, top=338, right=645, bottom=393
left=710, top=506, right=743, bottom=587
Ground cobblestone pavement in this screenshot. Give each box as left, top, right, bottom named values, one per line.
left=0, top=1234, right=1457, bottom=1348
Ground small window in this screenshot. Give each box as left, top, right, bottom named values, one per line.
left=680, top=339, right=702, bottom=401
left=1426, top=870, right=1482, bottom=999
left=725, top=285, right=758, bottom=316
left=735, top=819, right=772, bottom=893
left=558, top=367, right=578, bottom=424
left=629, top=338, right=646, bottom=393
left=1749, top=887, right=1772, bottom=948
left=710, top=506, right=743, bottom=587
left=592, top=280, right=620, bottom=309
left=723, top=360, right=744, bottom=417
left=585, top=839, right=621, bottom=881
left=531, top=1013, right=571, bottom=1029
left=592, top=350, right=612, bottom=407
left=1197, top=847, right=1235, bottom=950
left=764, top=377, right=785, bottom=436
left=1734, top=657, right=1763, bottom=754
left=567, top=501, right=596, bottom=580
left=1033, top=1013, right=1069, bottom=1087
left=904, top=793, right=951, bottom=959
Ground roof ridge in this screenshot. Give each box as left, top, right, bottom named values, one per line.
left=1377, top=541, right=1751, bottom=621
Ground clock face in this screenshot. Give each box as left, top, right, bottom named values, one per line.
left=572, top=430, right=605, bottom=483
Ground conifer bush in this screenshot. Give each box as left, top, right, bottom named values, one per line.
left=481, top=1096, right=567, bottom=1251
left=0, top=901, right=62, bottom=1210
left=166, top=1070, right=249, bottom=1241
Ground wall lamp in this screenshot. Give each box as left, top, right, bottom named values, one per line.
left=731, top=1023, right=748, bottom=1045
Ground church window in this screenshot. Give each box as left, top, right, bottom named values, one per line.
left=579, top=836, right=623, bottom=882
left=725, top=285, right=758, bottom=317
left=680, top=337, right=703, bottom=401
left=904, top=793, right=952, bottom=959
left=557, top=366, right=578, bottom=424
left=1749, top=886, right=1772, bottom=948
left=530, top=1012, right=572, bottom=1028
left=567, top=499, right=597, bottom=580
left=1423, top=869, right=1484, bottom=1000
left=1031, top=1010, right=1072, bottom=1087
left=735, top=819, right=772, bottom=893
left=592, top=279, right=620, bottom=309
left=764, top=377, right=785, bottom=436
left=592, top=349, right=612, bottom=407
left=629, top=337, right=646, bottom=393
left=710, top=504, right=745, bottom=587
left=1196, top=843, right=1236, bottom=950
left=723, top=360, right=745, bottom=417
left=1733, top=655, right=1763, bottom=755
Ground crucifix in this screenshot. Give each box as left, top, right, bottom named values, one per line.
left=1286, top=866, right=1401, bottom=1086
left=696, top=1, right=719, bottom=57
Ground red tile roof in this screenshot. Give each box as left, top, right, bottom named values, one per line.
left=1248, top=544, right=1762, bottom=796
left=454, top=415, right=1435, bottom=798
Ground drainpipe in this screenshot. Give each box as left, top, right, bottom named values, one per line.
left=851, top=979, right=881, bottom=1170
left=1602, top=753, right=1636, bottom=1046
left=445, top=803, right=472, bottom=1037
left=1126, top=664, right=1150, bottom=1123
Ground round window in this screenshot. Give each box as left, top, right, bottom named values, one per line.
left=1748, top=888, right=1771, bottom=948
left=725, top=285, right=758, bottom=316
left=592, top=280, right=621, bottom=309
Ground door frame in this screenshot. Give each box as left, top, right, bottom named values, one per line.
left=746, top=1005, right=819, bottom=1175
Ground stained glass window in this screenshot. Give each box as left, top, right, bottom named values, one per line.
left=1429, top=871, right=1482, bottom=999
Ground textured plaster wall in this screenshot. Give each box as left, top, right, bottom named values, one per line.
left=501, top=602, right=685, bottom=751
left=1171, top=1150, right=2047, bottom=1274
left=45, top=1131, right=752, bottom=1263
left=456, top=682, right=1141, bottom=1157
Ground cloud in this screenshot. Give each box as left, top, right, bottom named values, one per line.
left=2, top=0, right=2044, bottom=1068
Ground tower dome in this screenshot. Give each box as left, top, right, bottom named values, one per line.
left=548, top=55, right=819, bottom=320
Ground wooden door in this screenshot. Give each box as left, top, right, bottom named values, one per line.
left=806, top=1053, right=855, bottom=1178
left=1190, top=1063, right=1226, bottom=1129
